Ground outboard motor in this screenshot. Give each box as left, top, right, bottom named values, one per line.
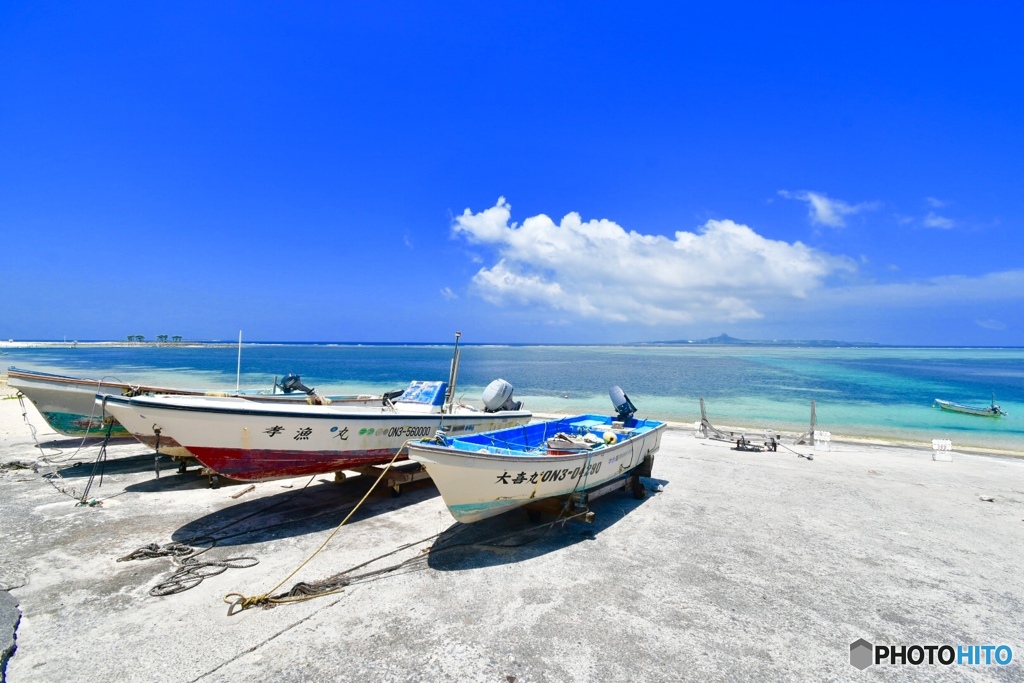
left=482, top=379, right=522, bottom=412
left=278, top=373, right=315, bottom=395
left=609, top=385, right=636, bottom=422
left=382, top=388, right=405, bottom=406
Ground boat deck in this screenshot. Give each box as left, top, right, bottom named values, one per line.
left=442, top=414, right=664, bottom=454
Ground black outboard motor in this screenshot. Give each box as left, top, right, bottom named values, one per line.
left=382, top=388, right=405, bottom=406
left=609, top=385, right=637, bottom=423
left=278, top=373, right=315, bottom=395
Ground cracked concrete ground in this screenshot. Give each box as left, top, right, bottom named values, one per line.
left=1, top=388, right=1022, bottom=682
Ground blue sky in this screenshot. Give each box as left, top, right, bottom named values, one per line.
left=2, top=2, right=1022, bottom=345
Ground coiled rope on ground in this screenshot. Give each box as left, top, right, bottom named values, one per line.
left=116, top=474, right=324, bottom=596
left=116, top=542, right=261, bottom=596
left=149, top=547, right=260, bottom=597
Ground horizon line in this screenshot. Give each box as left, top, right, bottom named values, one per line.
left=2, top=339, right=1023, bottom=350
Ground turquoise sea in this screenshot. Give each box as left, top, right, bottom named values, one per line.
left=4, top=344, right=1022, bottom=452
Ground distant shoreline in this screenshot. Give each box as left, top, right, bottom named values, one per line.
left=0, top=340, right=234, bottom=349
left=1, top=340, right=1022, bottom=350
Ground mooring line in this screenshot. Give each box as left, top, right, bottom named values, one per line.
left=223, top=443, right=412, bottom=614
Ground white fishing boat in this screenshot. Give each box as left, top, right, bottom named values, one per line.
left=934, top=395, right=1006, bottom=417
left=7, top=367, right=203, bottom=438
left=8, top=366, right=379, bottom=456
left=107, top=381, right=389, bottom=460
left=100, top=378, right=531, bottom=482
left=408, top=387, right=666, bottom=523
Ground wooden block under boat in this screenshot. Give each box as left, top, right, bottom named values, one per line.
left=523, top=497, right=595, bottom=523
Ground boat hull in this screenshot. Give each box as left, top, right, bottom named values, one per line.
left=97, top=392, right=386, bottom=459
left=6, top=367, right=191, bottom=437
left=409, top=415, right=666, bottom=523
left=101, top=394, right=532, bottom=482
left=7, top=366, right=382, bottom=454
left=93, top=394, right=194, bottom=457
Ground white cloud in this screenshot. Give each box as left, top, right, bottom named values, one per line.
left=923, top=212, right=955, bottom=229
left=926, top=197, right=948, bottom=208
left=452, top=198, right=854, bottom=325
left=778, top=190, right=879, bottom=227
left=976, top=319, right=1007, bottom=331
left=440, top=287, right=458, bottom=300
left=404, top=232, right=414, bottom=249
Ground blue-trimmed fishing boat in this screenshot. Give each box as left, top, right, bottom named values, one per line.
left=409, top=387, right=665, bottom=523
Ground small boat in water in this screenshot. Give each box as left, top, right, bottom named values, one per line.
left=934, top=395, right=1007, bottom=417
left=409, top=387, right=666, bottom=523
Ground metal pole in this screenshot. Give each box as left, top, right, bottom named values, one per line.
left=445, top=331, right=462, bottom=413
left=236, top=330, right=242, bottom=393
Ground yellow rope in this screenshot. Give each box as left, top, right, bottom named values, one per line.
left=224, top=439, right=415, bottom=615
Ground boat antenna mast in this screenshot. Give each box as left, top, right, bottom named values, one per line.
left=444, top=331, right=462, bottom=414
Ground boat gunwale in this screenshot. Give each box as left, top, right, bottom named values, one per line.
left=8, top=366, right=192, bottom=394
left=100, top=393, right=533, bottom=422
left=410, top=419, right=667, bottom=464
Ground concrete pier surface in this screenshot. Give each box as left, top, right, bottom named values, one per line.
left=1, top=386, right=1022, bottom=681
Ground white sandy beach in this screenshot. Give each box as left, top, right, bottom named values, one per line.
left=1, top=374, right=1023, bottom=681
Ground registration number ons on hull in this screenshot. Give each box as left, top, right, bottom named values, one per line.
left=382, top=425, right=432, bottom=439
left=495, top=461, right=603, bottom=486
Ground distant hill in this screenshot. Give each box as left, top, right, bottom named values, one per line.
left=647, top=333, right=881, bottom=348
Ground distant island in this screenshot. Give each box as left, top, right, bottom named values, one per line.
left=645, top=333, right=882, bottom=348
